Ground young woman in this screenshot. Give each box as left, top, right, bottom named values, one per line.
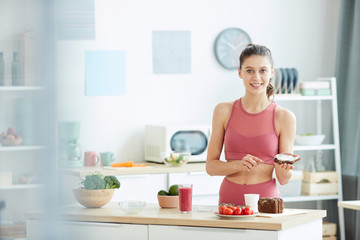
left=206, top=44, right=299, bottom=206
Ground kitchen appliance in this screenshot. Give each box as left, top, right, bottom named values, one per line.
left=144, top=124, right=211, bottom=163
left=58, top=121, right=83, bottom=168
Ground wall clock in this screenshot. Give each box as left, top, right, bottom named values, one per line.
left=214, top=28, right=251, bottom=70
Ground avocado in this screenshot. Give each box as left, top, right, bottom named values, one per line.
left=158, top=190, right=169, bottom=196
left=168, top=185, right=179, bottom=196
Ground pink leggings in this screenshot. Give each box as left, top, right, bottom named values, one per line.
left=219, top=178, right=280, bottom=206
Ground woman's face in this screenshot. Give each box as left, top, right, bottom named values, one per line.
left=238, top=55, right=273, bottom=96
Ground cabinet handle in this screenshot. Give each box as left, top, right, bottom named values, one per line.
left=117, top=174, right=151, bottom=179
left=175, top=226, right=246, bottom=233
left=62, top=221, right=126, bottom=228
left=187, top=172, right=207, bottom=176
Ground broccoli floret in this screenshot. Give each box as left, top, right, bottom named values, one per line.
left=104, top=176, right=120, bottom=189
left=82, top=174, right=106, bottom=190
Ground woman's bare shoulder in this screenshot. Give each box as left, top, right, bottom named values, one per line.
left=213, top=101, right=234, bottom=116
left=275, top=104, right=296, bottom=122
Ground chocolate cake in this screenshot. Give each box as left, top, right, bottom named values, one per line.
left=258, top=197, right=284, bottom=213
left=274, top=154, right=300, bottom=165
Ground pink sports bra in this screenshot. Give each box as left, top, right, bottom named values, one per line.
left=224, top=98, right=279, bottom=164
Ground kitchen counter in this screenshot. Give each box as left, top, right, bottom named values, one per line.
left=60, top=162, right=206, bottom=177
left=338, top=200, right=360, bottom=211
left=26, top=202, right=325, bottom=231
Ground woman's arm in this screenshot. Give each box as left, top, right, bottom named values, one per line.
left=206, top=103, right=262, bottom=176
left=275, top=107, right=297, bottom=185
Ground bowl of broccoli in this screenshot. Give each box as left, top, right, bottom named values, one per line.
left=73, top=173, right=120, bottom=208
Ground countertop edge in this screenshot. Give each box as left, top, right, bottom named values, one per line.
left=59, top=162, right=207, bottom=177
left=25, top=204, right=326, bottom=231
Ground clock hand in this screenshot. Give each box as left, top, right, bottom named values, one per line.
left=224, top=41, right=236, bottom=50
left=235, top=42, right=246, bottom=50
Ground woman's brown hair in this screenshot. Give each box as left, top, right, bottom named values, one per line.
left=239, top=43, right=275, bottom=99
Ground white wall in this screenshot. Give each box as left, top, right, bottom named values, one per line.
left=56, top=0, right=340, bottom=162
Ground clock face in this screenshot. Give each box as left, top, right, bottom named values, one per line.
left=214, top=28, right=251, bottom=70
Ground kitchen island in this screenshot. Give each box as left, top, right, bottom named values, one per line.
left=26, top=203, right=326, bottom=240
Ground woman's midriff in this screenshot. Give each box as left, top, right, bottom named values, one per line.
left=226, top=160, right=274, bottom=185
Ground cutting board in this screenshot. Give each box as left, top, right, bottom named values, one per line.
left=257, top=209, right=307, bottom=218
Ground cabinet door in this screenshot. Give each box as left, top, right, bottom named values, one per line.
left=27, top=220, right=147, bottom=240
left=169, top=172, right=223, bottom=205
left=113, top=174, right=167, bottom=203
left=149, top=225, right=277, bottom=240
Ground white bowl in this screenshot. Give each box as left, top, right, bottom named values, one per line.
left=119, top=201, right=146, bottom=213
left=295, top=134, right=325, bottom=145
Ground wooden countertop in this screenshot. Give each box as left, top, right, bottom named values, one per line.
left=26, top=203, right=326, bottom=231
left=60, top=162, right=206, bottom=177
left=338, top=200, right=360, bottom=211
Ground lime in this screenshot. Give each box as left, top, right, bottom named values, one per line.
left=158, top=190, right=169, bottom=196
left=168, top=184, right=179, bottom=196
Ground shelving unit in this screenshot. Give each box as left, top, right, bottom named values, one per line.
left=0, top=86, right=45, bottom=239
left=0, top=145, right=45, bottom=151
left=275, top=77, right=345, bottom=240
left=0, top=86, right=45, bottom=91
left=293, top=144, right=336, bottom=151
left=0, top=184, right=43, bottom=190
left=0, top=2, right=51, bottom=239
left=0, top=224, right=26, bottom=239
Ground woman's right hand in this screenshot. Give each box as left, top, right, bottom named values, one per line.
left=237, top=154, right=263, bottom=172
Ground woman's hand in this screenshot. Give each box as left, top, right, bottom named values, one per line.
left=238, top=154, right=263, bottom=172
left=275, top=152, right=299, bottom=170
left=277, top=163, right=295, bottom=171
left=275, top=152, right=300, bottom=185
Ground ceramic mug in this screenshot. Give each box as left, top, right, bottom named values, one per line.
left=101, top=152, right=116, bottom=166
left=84, top=151, right=100, bottom=166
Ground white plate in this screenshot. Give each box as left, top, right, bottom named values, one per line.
left=214, top=211, right=259, bottom=219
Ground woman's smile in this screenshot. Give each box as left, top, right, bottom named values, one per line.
left=250, top=82, right=263, bottom=87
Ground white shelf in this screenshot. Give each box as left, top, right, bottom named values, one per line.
left=283, top=195, right=339, bottom=202
left=275, top=95, right=334, bottom=101
left=0, top=145, right=45, bottom=151
left=293, top=144, right=335, bottom=151
left=0, top=184, right=43, bottom=190
left=0, top=86, right=44, bottom=91
left=278, top=78, right=345, bottom=240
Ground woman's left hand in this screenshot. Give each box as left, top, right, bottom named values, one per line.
left=278, top=163, right=295, bottom=171
left=274, top=153, right=299, bottom=185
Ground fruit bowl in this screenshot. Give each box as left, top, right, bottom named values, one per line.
left=162, top=151, right=190, bottom=167
left=119, top=201, right=146, bottom=214
left=73, top=188, right=115, bottom=208
left=157, top=195, right=179, bottom=208
left=0, top=138, right=23, bottom=146
left=295, top=134, right=325, bottom=145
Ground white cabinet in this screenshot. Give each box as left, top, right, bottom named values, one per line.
left=27, top=219, right=322, bottom=240
left=148, top=221, right=322, bottom=240
left=27, top=220, right=147, bottom=240
left=275, top=77, right=345, bottom=240
left=60, top=172, right=168, bottom=205
left=113, top=174, right=167, bottom=203
left=168, top=172, right=223, bottom=205
left=149, top=225, right=274, bottom=240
